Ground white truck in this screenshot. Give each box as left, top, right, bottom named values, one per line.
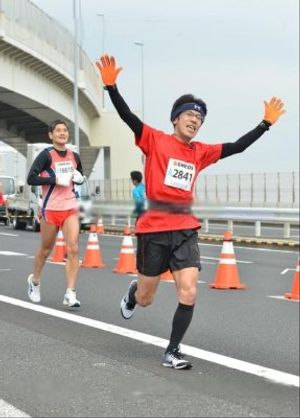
left=0, top=175, right=16, bottom=225
left=5, top=143, right=95, bottom=231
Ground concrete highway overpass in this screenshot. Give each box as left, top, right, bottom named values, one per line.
left=0, top=0, right=142, bottom=179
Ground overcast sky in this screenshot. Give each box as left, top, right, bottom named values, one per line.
left=31, top=0, right=299, bottom=174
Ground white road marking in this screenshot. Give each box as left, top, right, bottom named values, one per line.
left=0, top=294, right=298, bottom=388
left=199, top=242, right=298, bottom=254
left=0, top=399, right=30, bottom=417
left=268, top=295, right=299, bottom=302
left=0, top=251, right=27, bottom=256
left=280, top=268, right=295, bottom=275
left=0, top=232, right=19, bottom=237
left=0, top=269, right=11, bottom=272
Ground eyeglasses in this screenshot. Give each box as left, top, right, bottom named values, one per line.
left=183, top=111, right=203, bottom=122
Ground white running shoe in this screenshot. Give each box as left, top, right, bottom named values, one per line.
left=63, top=289, right=80, bottom=308
left=120, top=280, right=138, bottom=319
left=162, top=348, right=192, bottom=370
left=27, top=274, right=41, bottom=303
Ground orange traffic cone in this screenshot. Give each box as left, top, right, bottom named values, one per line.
left=209, top=231, right=246, bottom=289
left=81, top=225, right=106, bottom=268
left=50, top=229, right=66, bottom=262
left=284, top=257, right=300, bottom=300
left=96, top=217, right=104, bottom=234
left=113, top=229, right=137, bottom=274
left=160, top=270, right=174, bottom=281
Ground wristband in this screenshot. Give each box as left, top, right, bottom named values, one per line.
left=104, top=85, right=117, bottom=91
left=259, top=120, right=272, bottom=130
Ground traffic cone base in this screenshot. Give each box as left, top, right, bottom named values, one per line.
left=284, top=258, right=300, bottom=300
left=209, top=231, right=246, bottom=290
left=81, top=225, right=106, bottom=268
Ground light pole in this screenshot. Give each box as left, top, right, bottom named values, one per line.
left=97, top=13, right=106, bottom=109
left=134, top=41, right=144, bottom=120
left=73, top=0, right=80, bottom=152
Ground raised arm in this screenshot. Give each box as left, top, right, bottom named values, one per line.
left=221, top=97, right=285, bottom=158
left=96, top=55, right=143, bottom=137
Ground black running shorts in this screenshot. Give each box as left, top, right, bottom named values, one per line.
left=136, top=229, right=201, bottom=276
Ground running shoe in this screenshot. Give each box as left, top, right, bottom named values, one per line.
left=27, top=274, right=41, bottom=303
left=120, top=279, right=138, bottom=319
left=63, top=289, right=80, bottom=308
left=162, top=347, right=192, bottom=370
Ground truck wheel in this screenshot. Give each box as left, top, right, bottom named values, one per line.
left=12, top=214, right=27, bottom=230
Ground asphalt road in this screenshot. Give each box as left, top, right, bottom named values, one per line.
left=0, top=225, right=299, bottom=417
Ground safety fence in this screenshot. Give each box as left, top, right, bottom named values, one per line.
left=89, top=171, right=299, bottom=208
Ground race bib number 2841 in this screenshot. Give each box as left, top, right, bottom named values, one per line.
left=164, top=158, right=195, bottom=191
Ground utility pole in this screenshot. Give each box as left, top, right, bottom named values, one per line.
left=73, top=0, right=80, bottom=152
left=96, top=13, right=105, bottom=109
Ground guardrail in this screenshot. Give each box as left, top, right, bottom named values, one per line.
left=92, top=201, right=299, bottom=240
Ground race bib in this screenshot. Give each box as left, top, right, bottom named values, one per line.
left=164, top=158, right=195, bottom=191
left=54, top=161, right=74, bottom=176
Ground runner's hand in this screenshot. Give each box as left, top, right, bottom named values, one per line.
left=96, top=55, right=123, bottom=86
left=263, top=97, right=286, bottom=124
left=72, top=170, right=84, bottom=184
left=56, top=174, right=72, bottom=187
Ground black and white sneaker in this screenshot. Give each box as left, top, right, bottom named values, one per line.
left=120, top=279, right=138, bottom=319
left=162, top=347, right=192, bottom=370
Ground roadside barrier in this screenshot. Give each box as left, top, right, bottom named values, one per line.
left=50, top=229, right=66, bottom=262
left=81, top=225, right=106, bottom=268
left=284, top=257, right=300, bottom=300
left=209, top=231, right=246, bottom=289
left=113, top=226, right=137, bottom=274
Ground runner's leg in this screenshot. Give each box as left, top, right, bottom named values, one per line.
left=61, top=214, right=80, bottom=289
left=32, top=218, right=58, bottom=283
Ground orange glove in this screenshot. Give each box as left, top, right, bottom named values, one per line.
left=96, top=55, right=123, bottom=86
left=263, top=97, right=286, bottom=125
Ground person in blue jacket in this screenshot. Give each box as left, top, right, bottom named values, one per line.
left=130, top=171, right=146, bottom=218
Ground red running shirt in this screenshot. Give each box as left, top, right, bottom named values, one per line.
left=135, top=124, right=222, bottom=233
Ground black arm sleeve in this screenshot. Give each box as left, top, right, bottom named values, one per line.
left=221, top=120, right=272, bottom=159
left=106, top=85, right=144, bottom=137
left=74, top=152, right=83, bottom=175
left=27, top=149, right=56, bottom=186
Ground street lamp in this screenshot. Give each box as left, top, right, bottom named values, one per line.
left=97, top=13, right=106, bottom=109
left=73, top=0, right=80, bottom=152
left=134, top=41, right=144, bottom=120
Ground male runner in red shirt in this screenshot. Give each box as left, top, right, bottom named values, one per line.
left=96, top=55, right=285, bottom=369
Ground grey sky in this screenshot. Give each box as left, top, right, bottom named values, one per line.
left=31, top=0, right=299, bottom=174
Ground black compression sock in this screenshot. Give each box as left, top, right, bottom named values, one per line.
left=166, top=303, right=194, bottom=353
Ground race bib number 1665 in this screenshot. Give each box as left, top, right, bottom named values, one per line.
left=164, top=158, right=195, bottom=191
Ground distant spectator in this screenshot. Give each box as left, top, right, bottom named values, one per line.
left=130, top=171, right=146, bottom=217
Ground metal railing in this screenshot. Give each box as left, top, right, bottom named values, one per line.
left=89, top=171, right=299, bottom=208
left=91, top=201, right=299, bottom=240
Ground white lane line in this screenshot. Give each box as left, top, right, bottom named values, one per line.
left=280, top=268, right=295, bottom=275
left=0, top=251, right=27, bottom=256
left=268, top=295, right=299, bottom=302
left=0, top=294, right=298, bottom=388
left=0, top=399, right=30, bottom=417
left=0, top=232, right=19, bottom=237
left=199, top=242, right=298, bottom=254
left=0, top=269, right=11, bottom=272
